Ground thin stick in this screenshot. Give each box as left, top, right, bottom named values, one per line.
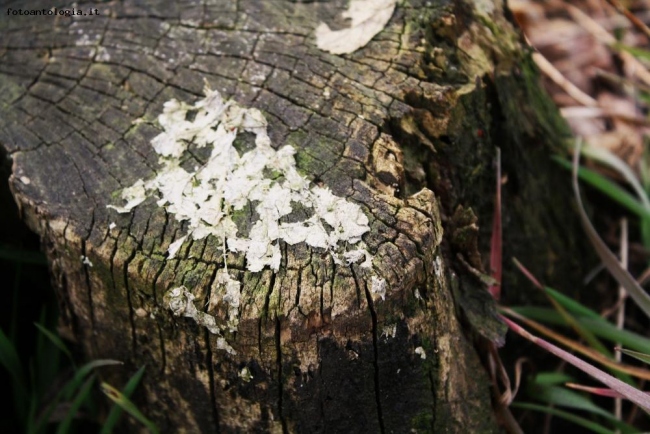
left=615, top=218, right=628, bottom=426
left=566, top=3, right=650, bottom=88
left=604, top=0, right=650, bottom=39
left=532, top=51, right=598, bottom=107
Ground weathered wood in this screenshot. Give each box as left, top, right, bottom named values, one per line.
left=0, top=0, right=585, bottom=432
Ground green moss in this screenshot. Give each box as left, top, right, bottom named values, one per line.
left=490, top=51, right=590, bottom=304
left=438, top=85, right=495, bottom=213
left=227, top=202, right=261, bottom=242
left=493, top=52, right=571, bottom=150
left=294, top=150, right=328, bottom=178
left=180, top=261, right=209, bottom=290
left=283, top=130, right=309, bottom=149
left=232, top=131, right=256, bottom=156
left=410, top=410, right=434, bottom=431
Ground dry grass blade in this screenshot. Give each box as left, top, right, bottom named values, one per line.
left=604, top=0, right=650, bottom=39
left=513, top=259, right=611, bottom=357
left=101, top=382, right=159, bottom=434
left=501, top=307, right=650, bottom=380
left=489, top=147, right=502, bottom=299
left=616, top=347, right=650, bottom=365
left=565, top=3, right=650, bottom=87
left=502, top=316, right=650, bottom=412
left=571, top=140, right=650, bottom=320
left=513, top=258, right=543, bottom=289
left=614, top=217, right=628, bottom=421
left=567, top=382, right=650, bottom=399
left=511, top=357, right=530, bottom=402
left=580, top=144, right=650, bottom=209
left=560, top=106, right=650, bottom=126
left=532, top=52, right=598, bottom=107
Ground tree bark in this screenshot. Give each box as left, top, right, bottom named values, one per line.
left=0, top=0, right=586, bottom=432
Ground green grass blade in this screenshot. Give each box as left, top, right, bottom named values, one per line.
left=100, top=366, right=147, bottom=434
left=34, top=323, right=74, bottom=366
left=26, top=359, right=42, bottom=433
left=9, top=260, right=22, bottom=342
left=580, top=145, right=650, bottom=210
left=0, top=244, right=48, bottom=265
left=503, top=315, right=650, bottom=412
left=554, top=158, right=650, bottom=220
left=528, top=283, right=631, bottom=383
left=512, top=307, right=650, bottom=354
left=530, top=384, right=637, bottom=433
left=0, top=327, right=26, bottom=381
left=642, top=218, right=650, bottom=252
left=0, top=328, right=28, bottom=403
left=581, top=319, right=650, bottom=355
left=615, top=43, right=650, bottom=63
left=27, top=386, right=38, bottom=433
left=101, top=382, right=159, bottom=434
left=544, top=287, right=601, bottom=320
left=545, top=288, right=634, bottom=384
left=511, top=307, right=565, bottom=324
left=33, top=309, right=64, bottom=410
left=512, top=402, right=616, bottom=434
left=572, top=143, right=650, bottom=320
left=62, top=360, right=122, bottom=400
left=541, top=288, right=611, bottom=359
left=534, top=372, right=575, bottom=386
left=641, top=137, right=650, bottom=193
left=30, top=359, right=122, bottom=434
left=56, top=374, right=96, bottom=434
left=618, top=348, right=650, bottom=365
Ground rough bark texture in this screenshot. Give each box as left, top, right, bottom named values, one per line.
left=1, top=0, right=586, bottom=432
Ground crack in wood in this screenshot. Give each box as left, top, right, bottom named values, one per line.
left=362, top=274, right=386, bottom=434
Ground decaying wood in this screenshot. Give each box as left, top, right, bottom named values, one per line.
left=0, top=0, right=587, bottom=432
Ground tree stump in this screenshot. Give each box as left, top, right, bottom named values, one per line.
left=1, top=0, right=587, bottom=432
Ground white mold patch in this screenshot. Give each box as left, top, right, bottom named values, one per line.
left=238, top=366, right=253, bottom=382
left=106, top=179, right=147, bottom=214
left=415, top=346, right=426, bottom=360
left=433, top=255, right=444, bottom=279
left=342, top=248, right=373, bottom=268
left=108, top=87, right=381, bottom=343
left=381, top=323, right=397, bottom=339
left=208, top=269, right=241, bottom=332
left=166, top=235, right=188, bottom=260
left=371, top=275, right=387, bottom=301
left=108, top=86, right=372, bottom=272
left=165, top=286, right=236, bottom=354
left=315, top=0, right=397, bottom=55
left=135, top=307, right=148, bottom=318
left=96, top=46, right=111, bottom=62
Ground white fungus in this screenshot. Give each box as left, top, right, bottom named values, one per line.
left=108, top=86, right=372, bottom=272
left=315, top=0, right=397, bottom=55
left=371, top=275, right=387, bottom=301
left=109, top=86, right=386, bottom=347
left=165, top=286, right=236, bottom=354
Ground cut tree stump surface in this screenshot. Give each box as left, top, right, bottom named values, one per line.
left=1, top=0, right=586, bottom=432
